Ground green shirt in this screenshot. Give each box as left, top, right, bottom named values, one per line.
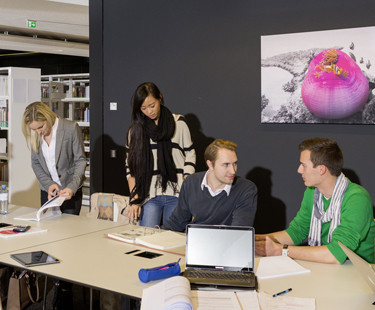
left=286, top=181, right=375, bottom=264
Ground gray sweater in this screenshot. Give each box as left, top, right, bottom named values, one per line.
left=164, top=171, right=257, bottom=232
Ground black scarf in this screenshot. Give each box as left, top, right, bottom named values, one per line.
left=141, top=105, right=177, bottom=201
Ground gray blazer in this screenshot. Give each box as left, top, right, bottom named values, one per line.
left=31, top=118, right=86, bottom=194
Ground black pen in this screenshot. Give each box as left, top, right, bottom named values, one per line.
left=273, top=288, right=292, bottom=297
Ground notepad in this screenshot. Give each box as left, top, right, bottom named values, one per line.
left=256, top=256, right=310, bottom=279
left=0, top=226, right=47, bottom=238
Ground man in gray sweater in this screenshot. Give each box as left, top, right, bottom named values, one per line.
left=164, top=139, right=257, bottom=232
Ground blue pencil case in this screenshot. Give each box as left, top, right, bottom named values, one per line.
left=138, top=258, right=181, bottom=283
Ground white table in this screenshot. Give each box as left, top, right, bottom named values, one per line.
left=256, top=258, right=375, bottom=310
left=1, top=207, right=374, bottom=309
left=0, top=205, right=130, bottom=255
left=0, top=225, right=184, bottom=298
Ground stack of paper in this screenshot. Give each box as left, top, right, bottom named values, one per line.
left=256, top=256, right=310, bottom=279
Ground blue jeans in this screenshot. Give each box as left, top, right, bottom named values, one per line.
left=139, top=195, right=178, bottom=228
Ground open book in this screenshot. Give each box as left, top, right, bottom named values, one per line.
left=107, top=227, right=186, bottom=250
left=14, top=195, right=66, bottom=222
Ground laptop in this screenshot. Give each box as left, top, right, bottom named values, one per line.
left=338, top=241, right=375, bottom=292
left=183, top=224, right=257, bottom=289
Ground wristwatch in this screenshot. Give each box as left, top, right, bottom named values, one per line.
left=282, top=244, right=289, bottom=257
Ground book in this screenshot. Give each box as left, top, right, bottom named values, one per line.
left=14, top=195, right=66, bottom=222
left=256, top=255, right=311, bottom=279
left=107, top=228, right=186, bottom=250
left=0, top=225, right=47, bottom=238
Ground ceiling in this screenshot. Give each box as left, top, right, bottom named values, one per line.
left=0, top=0, right=89, bottom=57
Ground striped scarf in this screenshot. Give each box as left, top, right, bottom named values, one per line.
left=308, top=173, right=348, bottom=246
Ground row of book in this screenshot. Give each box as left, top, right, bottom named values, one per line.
left=0, top=162, right=8, bottom=182
left=72, top=86, right=90, bottom=98
left=0, top=108, right=8, bottom=128
left=74, top=107, right=90, bottom=122
left=42, top=85, right=89, bottom=99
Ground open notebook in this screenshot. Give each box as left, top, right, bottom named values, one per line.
left=183, top=224, right=257, bottom=289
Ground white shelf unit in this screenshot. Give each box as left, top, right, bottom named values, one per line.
left=0, top=67, right=41, bottom=208
left=41, top=73, right=90, bottom=207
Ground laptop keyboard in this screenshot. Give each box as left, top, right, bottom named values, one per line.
left=186, top=270, right=252, bottom=282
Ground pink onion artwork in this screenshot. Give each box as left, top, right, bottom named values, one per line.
left=301, top=48, right=369, bottom=119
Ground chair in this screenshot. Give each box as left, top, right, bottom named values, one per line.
left=87, top=192, right=138, bottom=224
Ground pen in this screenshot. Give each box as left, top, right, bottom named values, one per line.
left=273, top=288, right=292, bottom=297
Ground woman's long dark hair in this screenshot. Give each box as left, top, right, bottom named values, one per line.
left=126, top=82, right=164, bottom=205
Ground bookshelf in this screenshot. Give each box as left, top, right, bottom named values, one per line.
left=0, top=67, right=41, bottom=208
left=41, top=73, right=90, bottom=206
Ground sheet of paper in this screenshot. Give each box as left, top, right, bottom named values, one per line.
left=191, top=290, right=242, bottom=310
left=256, top=256, right=310, bottom=279
left=258, top=291, right=316, bottom=310
left=236, top=290, right=260, bottom=310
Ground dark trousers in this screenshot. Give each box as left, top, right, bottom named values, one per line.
left=40, top=188, right=82, bottom=215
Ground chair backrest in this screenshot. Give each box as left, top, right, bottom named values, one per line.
left=87, top=192, right=138, bottom=224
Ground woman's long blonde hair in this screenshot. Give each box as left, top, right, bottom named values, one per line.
left=22, top=102, right=57, bottom=153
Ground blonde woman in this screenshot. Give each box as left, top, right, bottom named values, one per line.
left=22, top=101, right=86, bottom=215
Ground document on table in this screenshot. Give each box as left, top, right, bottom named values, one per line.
left=258, top=291, right=316, bottom=310
left=256, top=256, right=310, bottom=279
left=191, top=290, right=244, bottom=310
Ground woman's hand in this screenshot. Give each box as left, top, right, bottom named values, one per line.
left=47, top=184, right=60, bottom=200
left=126, top=204, right=141, bottom=221
left=58, top=188, right=74, bottom=200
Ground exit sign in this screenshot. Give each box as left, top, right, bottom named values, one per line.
left=27, top=20, right=36, bottom=28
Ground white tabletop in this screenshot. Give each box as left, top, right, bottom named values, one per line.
left=0, top=224, right=184, bottom=298
left=256, top=258, right=375, bottom=310
left=0, top=207, right=374, bottom=309
left=0, top=204, right=129, bottom=255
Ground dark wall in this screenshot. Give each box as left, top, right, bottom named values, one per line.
left=90, top=0, right=375, bottom=233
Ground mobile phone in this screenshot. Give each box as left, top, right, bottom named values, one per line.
left=13, top=226, right=30, bottom=233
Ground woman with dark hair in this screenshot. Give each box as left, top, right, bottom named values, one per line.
left=125, top=82, right=196, bottom=227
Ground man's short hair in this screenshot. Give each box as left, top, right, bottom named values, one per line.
left=298, top=138, right=343, bottom=176
left=204, top=139, right=237, bottom=166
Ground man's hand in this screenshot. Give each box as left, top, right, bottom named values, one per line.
left=255, top=235, right=282, bottom=256
left=126, top=204, right=141, bottom=221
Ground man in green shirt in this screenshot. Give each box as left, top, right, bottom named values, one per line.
left=255, top=138, right=375, bottom=264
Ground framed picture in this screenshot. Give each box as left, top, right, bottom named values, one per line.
left=261, top=26, right=375, bottom=124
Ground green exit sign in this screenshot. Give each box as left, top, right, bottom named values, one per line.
left=27, top=20, right=36, bottom=28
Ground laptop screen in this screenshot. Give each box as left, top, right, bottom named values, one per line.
left=185, top=224, right=254, bottom=271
